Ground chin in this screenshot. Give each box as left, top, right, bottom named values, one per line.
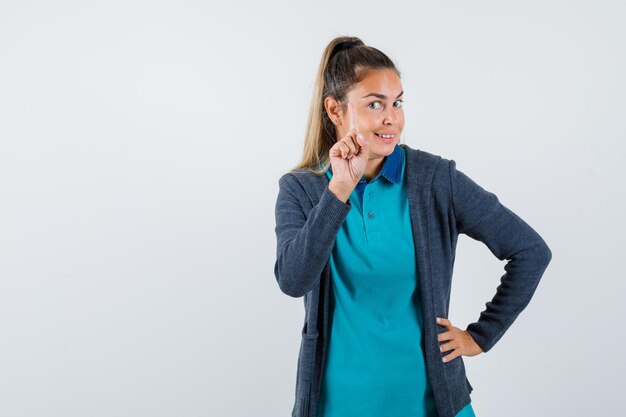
left=373, top=140, right=397, bottom=154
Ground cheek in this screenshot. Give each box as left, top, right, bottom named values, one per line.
left=397, top=114, right=406, bottom=130
left=362, top=123, right=378, bottom=133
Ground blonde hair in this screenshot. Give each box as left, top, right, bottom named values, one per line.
left=293, top=36, right=401, bottom=175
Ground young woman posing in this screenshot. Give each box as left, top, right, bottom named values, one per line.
left=274, top=36, right=552, bottom=417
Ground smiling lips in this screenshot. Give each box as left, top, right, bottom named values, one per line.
left=375, top=132, right=396, bottom=142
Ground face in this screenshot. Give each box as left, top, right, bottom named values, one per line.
left=329, top=68, right=405, bottom=160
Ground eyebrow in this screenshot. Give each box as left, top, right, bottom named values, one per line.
left=361, top=90, right=404, bottom=100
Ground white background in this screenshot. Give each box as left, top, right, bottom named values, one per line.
left=1, top=1, right=624, bottom=416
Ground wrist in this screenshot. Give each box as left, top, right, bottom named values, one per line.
left=328, top=181, right=352, bottom=203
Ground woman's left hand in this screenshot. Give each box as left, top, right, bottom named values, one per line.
left=436, top=317, right=484, bottom=362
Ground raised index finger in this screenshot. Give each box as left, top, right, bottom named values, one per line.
left=348, top=102, right=359, bottom=132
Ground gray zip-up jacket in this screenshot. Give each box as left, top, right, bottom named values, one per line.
left=273, top=144, right=552, bottom=417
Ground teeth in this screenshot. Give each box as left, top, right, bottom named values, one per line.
left=377, top=133, right=394, bottom=139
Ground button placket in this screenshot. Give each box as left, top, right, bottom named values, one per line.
left=362, top=184, right=381, bottom=243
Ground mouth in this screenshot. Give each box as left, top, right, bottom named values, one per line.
left=374, top=132, right=396, bottom=142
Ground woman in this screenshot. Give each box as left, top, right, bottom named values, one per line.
left=273, top=36, right=552, bottom=417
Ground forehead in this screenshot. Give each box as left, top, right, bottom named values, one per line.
left=351, top=69, right=402, bottom=97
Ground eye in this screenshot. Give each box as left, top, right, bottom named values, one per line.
left=394, top=100, right=403, bottom=108
left=368, top=101, right=383, bottom=110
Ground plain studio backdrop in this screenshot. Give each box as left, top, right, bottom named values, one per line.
left=0, top=1, right=624, bottom=416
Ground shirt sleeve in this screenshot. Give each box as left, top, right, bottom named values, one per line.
left=449, top=159, right=553, bottom=353
left=274, top=173, right=352, bottom=298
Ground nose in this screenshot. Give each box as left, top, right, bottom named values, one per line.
left=382, top=107, right=399, bottom=124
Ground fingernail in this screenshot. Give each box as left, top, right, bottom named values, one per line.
left=436, top=318, right=441, bottom=323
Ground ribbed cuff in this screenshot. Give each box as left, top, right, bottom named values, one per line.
left=466, top=321, right=503, bottom=354
left=317, top=185, right=352, bottom=227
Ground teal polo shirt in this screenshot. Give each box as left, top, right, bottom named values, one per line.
left=317, top=144, right=476, bottom=417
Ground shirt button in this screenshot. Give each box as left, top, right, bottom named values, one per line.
left=368, top=212, right=375, bottom=219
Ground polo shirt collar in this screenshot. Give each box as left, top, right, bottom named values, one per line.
left=375, top=143, right=403, bottom=184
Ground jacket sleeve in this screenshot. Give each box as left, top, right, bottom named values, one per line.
left=274, top=174, right=352, bottom=298
left=449, top=160, right=552, bottom=353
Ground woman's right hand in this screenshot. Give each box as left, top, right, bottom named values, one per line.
left=328, top=102, right=369, bottom=202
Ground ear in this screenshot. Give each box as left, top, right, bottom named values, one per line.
left=324, top=96, right=343, bottom=123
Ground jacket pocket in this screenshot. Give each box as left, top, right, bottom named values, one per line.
left=298, top=323, right=319, bottom=385
left=302, top=321, right=320, bottom=339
